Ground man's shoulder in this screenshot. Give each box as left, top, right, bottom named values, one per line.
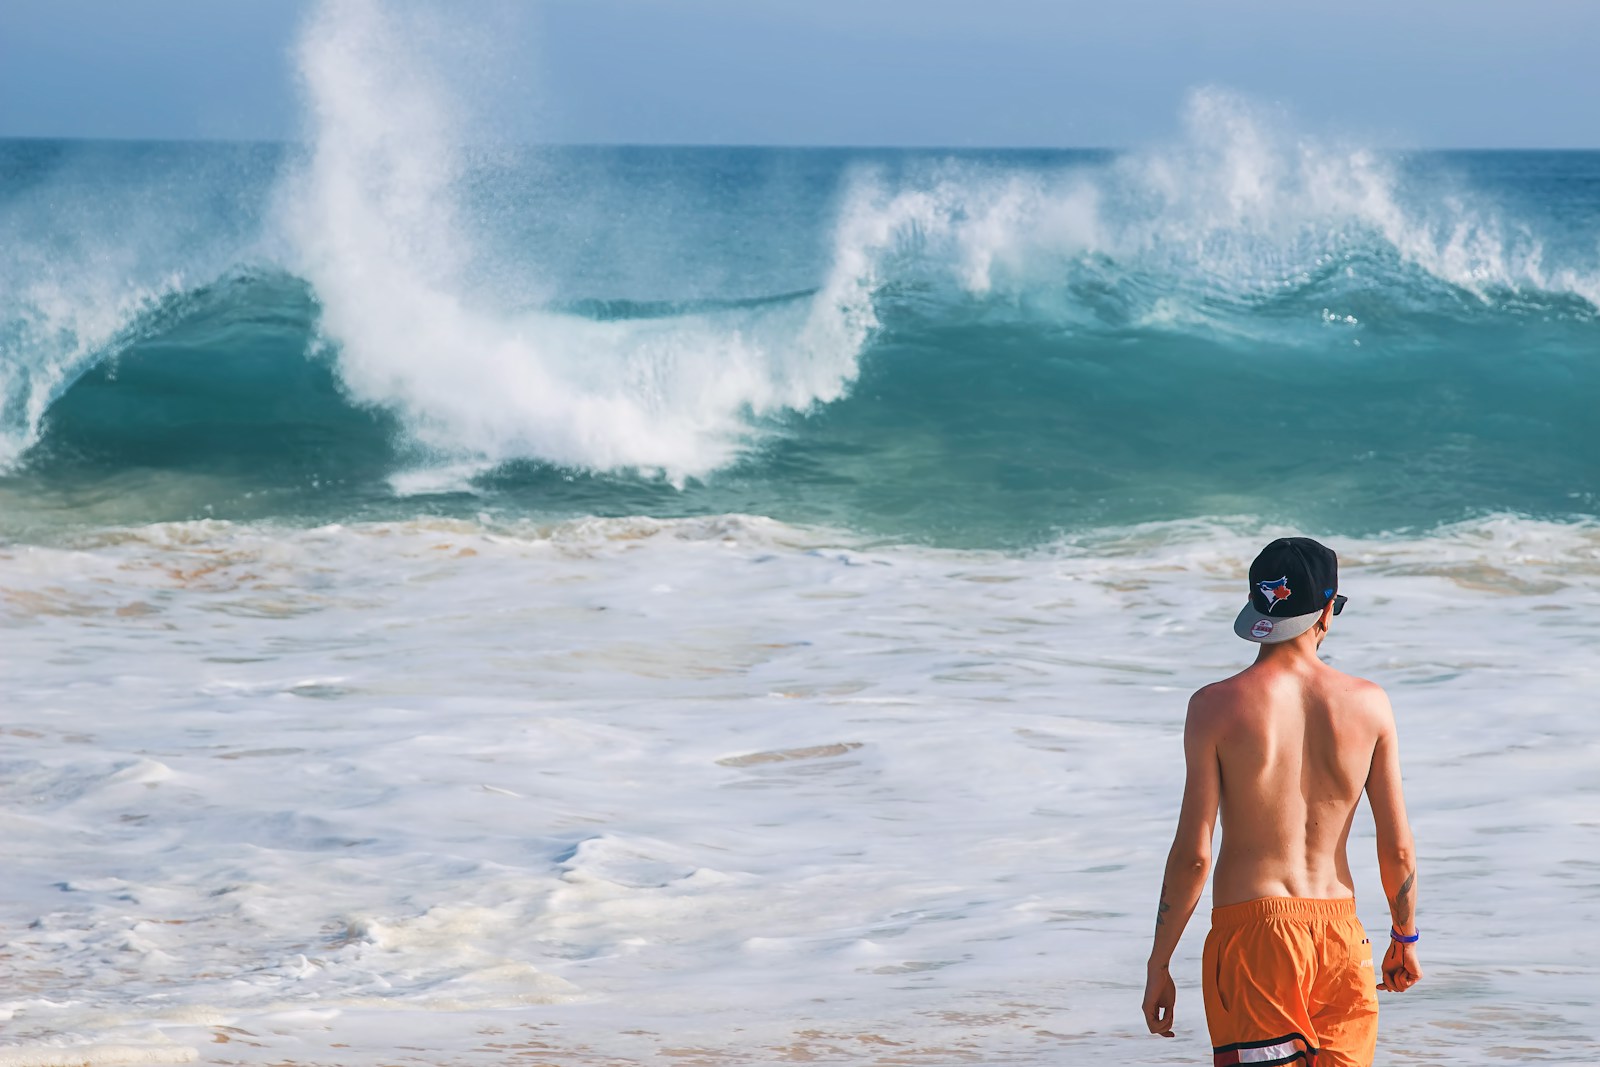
left=1187, top=676, right=1235, bottom=706
left=1187, top=668, right=1259, bottom=706
left=1318, top=665, right=1392, bottom=712
left=1184, top=675, right=1250, bottom=724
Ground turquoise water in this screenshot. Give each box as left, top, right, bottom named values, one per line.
left=3, top=132, right=1598, bottom=547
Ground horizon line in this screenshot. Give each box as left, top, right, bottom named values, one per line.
left=4, top=134, right=1600, bottom=154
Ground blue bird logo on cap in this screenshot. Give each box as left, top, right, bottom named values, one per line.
left=1258, top=576, right=1292, bottom=612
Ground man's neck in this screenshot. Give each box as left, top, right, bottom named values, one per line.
left=1253, top=635, right=1325, bottom=671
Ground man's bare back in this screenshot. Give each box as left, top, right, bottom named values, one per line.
left=1139, top=537, right=1420, bottom=1064
left=1202, top=654, right=1395, bottom=906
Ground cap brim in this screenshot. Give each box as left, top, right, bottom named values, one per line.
left=1234, top=602, right=1322, bottom=643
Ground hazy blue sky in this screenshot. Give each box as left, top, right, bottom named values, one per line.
left=3, top=0, right=1599, bottom=147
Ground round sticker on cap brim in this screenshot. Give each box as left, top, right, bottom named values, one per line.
left=1250, top=618, right=1275, bottom=639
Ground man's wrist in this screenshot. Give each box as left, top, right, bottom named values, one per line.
left=1147, top=957, right=1171, bottom=971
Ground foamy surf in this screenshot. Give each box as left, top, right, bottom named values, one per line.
left=0, top=1047, right=197, bottom=1067
left=1, top=514, right=1596, bottom=1064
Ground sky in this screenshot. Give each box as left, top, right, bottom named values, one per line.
left=3, top=0, right=1599, bottom=148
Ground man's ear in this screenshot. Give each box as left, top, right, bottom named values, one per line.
left=1318, top=598, right=1336, bottom=632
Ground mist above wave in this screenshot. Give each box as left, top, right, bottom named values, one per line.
left=837, top=89, right=1599, bottom=338
left=277, top=0, right=871, bottom=483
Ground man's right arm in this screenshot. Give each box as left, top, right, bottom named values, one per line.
left=1365, top=687, right=1421, bottom=992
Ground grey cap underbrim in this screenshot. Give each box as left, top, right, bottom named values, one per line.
left=1233, top=602, right=1322, bottom=643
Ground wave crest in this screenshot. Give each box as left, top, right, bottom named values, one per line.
left=829, top=88, right=1598, bottom=338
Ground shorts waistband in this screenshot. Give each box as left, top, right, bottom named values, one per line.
left=1211, top=896, right=1358, bottom=929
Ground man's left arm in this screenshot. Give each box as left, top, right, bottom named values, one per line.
left=1141, top=690, right=1222, bottom=1037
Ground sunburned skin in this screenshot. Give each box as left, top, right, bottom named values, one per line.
left=1140, top=595, right=1422, bottom=1041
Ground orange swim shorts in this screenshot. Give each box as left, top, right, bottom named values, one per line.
left=1202, top=897, right=1379, bottom=1067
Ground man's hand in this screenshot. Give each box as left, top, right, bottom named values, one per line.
left=1141, top=962, right=1176, bottom=1037
left=1380, top=939, right=1422, bottom=992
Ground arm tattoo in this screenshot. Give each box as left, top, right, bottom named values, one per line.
left=1392, top=871, right=1415, bottom=926
left=1155, top=882, right=1172, bottom=928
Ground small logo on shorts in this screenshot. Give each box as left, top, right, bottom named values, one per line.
left=1250, top=618, right=1275, bottom=639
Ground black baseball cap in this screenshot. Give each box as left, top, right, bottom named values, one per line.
left=1233, top=536, right=1346, bottom=643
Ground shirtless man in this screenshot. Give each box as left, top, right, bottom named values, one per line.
left=1140, top=537, right=1421, bottom=1066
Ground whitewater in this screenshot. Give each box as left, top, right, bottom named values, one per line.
left=2, top=0, right=1598, bottom=1064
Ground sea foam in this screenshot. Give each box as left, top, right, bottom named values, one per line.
left=0, top=514, right=1595, bottom=1063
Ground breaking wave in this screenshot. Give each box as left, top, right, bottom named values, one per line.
left=2, top=3, right=1597, bottom=543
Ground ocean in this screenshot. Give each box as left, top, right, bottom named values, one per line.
left=1, top=7, right=1597, bottom=1065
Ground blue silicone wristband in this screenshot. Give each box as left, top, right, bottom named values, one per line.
left=1390, top=927, right=1420, bottom=944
